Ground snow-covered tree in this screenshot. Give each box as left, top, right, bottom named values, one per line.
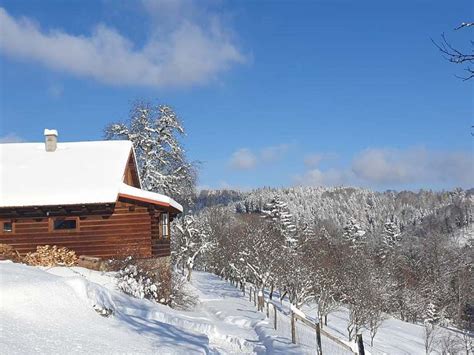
left=312, top=268, right=340, bottom=328
left=382, top=221, right=401, bottom=250
left=172, top=214, right=214, bottom=281
left=262, top=195, right=297, bottom=247
left=342, top=218, right=367, bottom=250
left=105, top=101, right=197, bottom=207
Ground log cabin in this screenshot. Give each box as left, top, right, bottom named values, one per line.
left=0, top=129, right=182, bottom=261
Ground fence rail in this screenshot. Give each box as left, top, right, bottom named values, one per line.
left=229, top=278, right=363, bottom=355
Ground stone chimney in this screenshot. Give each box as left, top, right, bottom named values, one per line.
left=44, top=129, right=58, bottom=152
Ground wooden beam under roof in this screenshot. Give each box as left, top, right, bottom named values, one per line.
left=0, top=203, right=116, bottom=218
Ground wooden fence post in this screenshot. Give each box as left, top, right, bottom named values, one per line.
left=258, top=292, right=264, bottom=312
left=249, top=287, right=252, bottom=302
left=315, top=322, right=323, bottom=355
left=254, top=289, right=257, bottom=307
left=290, top=310, right=296, bottom=344
left=274, top=304, right=277, bottom=330
left=266, top=301, right=269, bottom=318
left=356, top=334, right=365, bottom=355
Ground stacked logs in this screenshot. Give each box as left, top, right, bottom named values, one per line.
left=0, top=244, right=22, bottom=262
left=23, top=245, right=77, bottom=267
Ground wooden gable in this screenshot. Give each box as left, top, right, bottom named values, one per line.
left=123, top=151, right=141, bottom=188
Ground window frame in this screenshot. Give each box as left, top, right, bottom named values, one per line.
left=49, top=217, right=80, bottom=233
left=1, top=221, right=14, bottom=234
left=160, top=212, right=169, bottom=239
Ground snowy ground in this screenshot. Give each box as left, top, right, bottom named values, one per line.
left=0, top=262, right=301, bottom=354
left=1, top=262, right=469, bottom=354
left=261, top=289, right=470, bottom=355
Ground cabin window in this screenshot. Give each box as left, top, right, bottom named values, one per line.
left=2, top=222, right=13, bottom=233
left=52, top=218, right=78, bottom=231
left=161, top=213, right=169, bottom=238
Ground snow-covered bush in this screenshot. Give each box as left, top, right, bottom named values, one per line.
left=116, top=257, right=197, bottom=310
left=170, top=271, right=198, bottom=310
left=117, top=263, right=164, bottom=302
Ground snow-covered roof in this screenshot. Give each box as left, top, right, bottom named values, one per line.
left=0, top=140, right=182, bottom=212
left=119, top=183, right=183, bottom=212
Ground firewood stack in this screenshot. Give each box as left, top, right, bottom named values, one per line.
left=23, top=245, right=78, bottom=267
left=0, top=244, right=22, bottom=262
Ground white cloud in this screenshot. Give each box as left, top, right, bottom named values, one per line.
left=229, top=148, right=257, bottom=170
left=303, top=152, right=337, bottom=168
left=229, top=144, right=291, bottom=170
left=0, top=133, right=24, bottom=143
left=294, top=168, right=352, bottom=187
left=261, top=144, right=290, bottom=162
left=0, top=3, right=244, bottom=87
left=294, top=147, right=473, bottom=188
left=351, top=147, right=473, bottom=186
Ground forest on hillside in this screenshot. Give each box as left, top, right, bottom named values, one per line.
left=173, top=186, right=473, bottom=344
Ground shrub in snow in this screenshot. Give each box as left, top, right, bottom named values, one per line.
left=117, top=263, right=165, bottom=302
left=170, top=271, right=198, bottom=310
left=116, top=257, right=197, bottom=310
left=23, top=245, right=77, bottom=267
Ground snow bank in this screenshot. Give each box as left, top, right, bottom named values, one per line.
left=0, top=262, right=212, bottom=354
left=1, top=263, right=305, bottom=354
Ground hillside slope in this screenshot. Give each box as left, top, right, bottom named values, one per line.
left=0, top=262, right=300, bottom=354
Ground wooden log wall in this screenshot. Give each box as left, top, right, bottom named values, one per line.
left=0, top=199, right=171, bottom=259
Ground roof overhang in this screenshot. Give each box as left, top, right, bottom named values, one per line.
left=118, top=183, right=183, bottom=214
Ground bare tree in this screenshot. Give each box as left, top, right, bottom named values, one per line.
left=435, top=331, right=464, bottom=355
left=424, top=321, right=439, bottom=355
left=433, top=22, right=474, bottom=81
left=457, top=330, right=473, bottom=355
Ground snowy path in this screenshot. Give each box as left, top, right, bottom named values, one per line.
left=190, top=271, right=302, bottom=354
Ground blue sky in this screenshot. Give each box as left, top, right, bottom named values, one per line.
left=0, top=0, right=472, bottom=191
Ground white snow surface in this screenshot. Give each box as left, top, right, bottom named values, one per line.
left=270, top=290, right=468, bottom=355
left=1, top=262, right=465, bottom=354
left=0, top=141, right=132, bottom=207
left=119, top=182, right=183, bottom=212
left=43, top=129, right=58, bottom=136
left=0, top=262, right=300, bottom=354
left=0, top=140, right=182, bottom=212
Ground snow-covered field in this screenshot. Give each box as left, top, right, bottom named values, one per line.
left=0, top=262, right=299, bottom=354
left=0, top=261, right=469, bottom=354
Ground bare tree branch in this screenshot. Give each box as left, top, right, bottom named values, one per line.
left=433, top=22, right=474, bottom=81
left=454, top=22, right=474, bottom=30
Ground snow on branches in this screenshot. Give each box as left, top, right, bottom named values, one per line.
left=117, top=263, right=161, bottom=301
left=172, top=213, right=214, bottom=281
left=105, top=101, right=197, bottom=207
left=262, top=196, right=297, bottom=247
